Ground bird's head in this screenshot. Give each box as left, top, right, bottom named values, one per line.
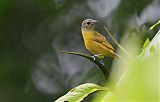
left=81, top=19, right=99, bottom=31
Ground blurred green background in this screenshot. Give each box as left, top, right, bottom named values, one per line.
left=0, top=0, right=159, bottom=102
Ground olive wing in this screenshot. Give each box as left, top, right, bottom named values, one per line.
left=93, top=31, right=115, bottom=52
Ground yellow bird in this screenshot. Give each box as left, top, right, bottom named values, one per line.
left=81, top=19, right=116, bottom=59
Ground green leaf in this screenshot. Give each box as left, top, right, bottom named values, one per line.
left=143, top=38, right=150, bottom=49
left=103, top=26, right=130, bottom=56
left=61, top=51, right=94, bottom=61
left=100, top=28, right=160, bottom=102
left=150, top=20, right=160, bottom=30
left=55, top=83, right=110, bottom=102
left=60, top=51, right=110, bottom=80
left=149, top=46, right=155, bottom=52
left=142, top=30, right=160, bottom=57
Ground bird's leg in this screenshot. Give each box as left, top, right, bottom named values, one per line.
left=93, top=54, right=102, bottom=57
left=91, top=54, right=102, bottom=61
left=91, top=56, right=96, bottom=61
left=100, top=59, right=104, bottom=66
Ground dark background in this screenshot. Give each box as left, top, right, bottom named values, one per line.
left=0, top=0, right=159, bottom=101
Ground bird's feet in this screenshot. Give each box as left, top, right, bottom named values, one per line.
left=91, top=54, right=104, bottom=64
left=100, top=59, right=104, bottom=66
left=91, top=54, right=101, bottom=61
left=94, top=54, right=102, bottom=57
left=91, top=56, right=96, bottom=61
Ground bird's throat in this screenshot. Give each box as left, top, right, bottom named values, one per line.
left=81, top=29, right=96, bottom=40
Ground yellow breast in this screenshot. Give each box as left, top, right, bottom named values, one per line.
left=81, top=30, right=94, bottom=48
left=81, top=30, right=114, bottom=58
left=82, top=30, right=103, bottom=58
left=82, top=30, right=93, bottom=40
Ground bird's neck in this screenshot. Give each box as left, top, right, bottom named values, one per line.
left=81, top=29, right=95, bottom=33
left=81, top=29, right=96, bottom=40
left=81, top=27, right=95, bottom=31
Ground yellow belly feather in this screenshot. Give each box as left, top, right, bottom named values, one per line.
left=82, top=30, right=114, bottom=58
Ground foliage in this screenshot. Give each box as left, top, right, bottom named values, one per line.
left=0, top=0, right=159, bottom=102
left=60, top=51, right=110, bottom=80
left=55, top=83, right=110, bottom=102
left=55, top=21, right=160, bottom=102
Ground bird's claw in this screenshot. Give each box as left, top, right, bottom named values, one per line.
left=94, top=54, right=102, bottom=57
left=91, top=54, right=103, bottom=61
left=100, top=60, right=104, bottom=66
left=91, top=56, right=96, bottom=61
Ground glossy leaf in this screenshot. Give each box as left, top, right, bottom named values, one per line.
left=55, top=83, right=110, bottom=102
left=60, top=51, right=110, bottom=80
left=150, top=20, right=160, bottom=30
left=143, top=38, right=150, bottom=49
left=142, top=30, right=160, bottom=57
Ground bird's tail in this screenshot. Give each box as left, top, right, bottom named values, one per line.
left=113, top=53, right=124, bottom=61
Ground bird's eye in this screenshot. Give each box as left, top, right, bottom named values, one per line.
left=87, top=22, right=90, bottom=24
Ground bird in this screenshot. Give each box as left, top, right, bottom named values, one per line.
left=81, top=18, right=116, bottom=60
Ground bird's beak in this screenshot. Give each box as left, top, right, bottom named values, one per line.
left=93, top=20, right=99, bottom=23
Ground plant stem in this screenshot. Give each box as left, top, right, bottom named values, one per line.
left=103, top=26, right=130, bottom=56
left=61, top=51, right=111, bottom=80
